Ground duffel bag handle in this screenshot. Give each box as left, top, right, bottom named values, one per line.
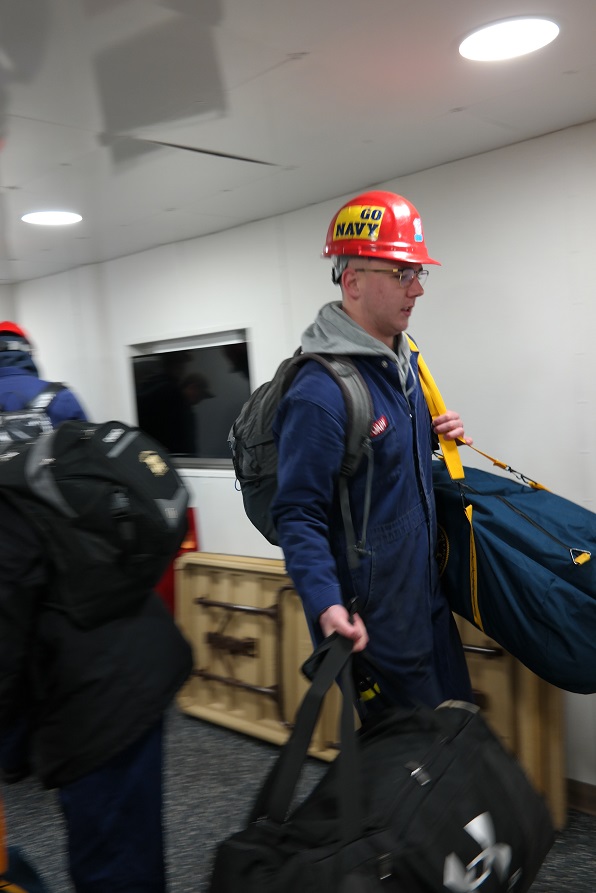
left=408, top=336, right=549, bottom=492
left=249, top=633, right=363, bottom=844
left=453, top=441, right=548, bottom=491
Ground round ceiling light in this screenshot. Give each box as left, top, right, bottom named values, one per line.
left=459, top=17, right=560, bottom=62
left=21, top=211, right=83, bottom=226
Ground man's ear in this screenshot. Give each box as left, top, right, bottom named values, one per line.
left=341, top=266, right=360, bottom=299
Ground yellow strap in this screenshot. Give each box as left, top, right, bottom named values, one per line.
left=462, top=442, right=548, bottom=491
left=407, top=337, right=464, bottom=481
left=407, top=336, right=549, bottom=491
left=415, top=338, right=485, bottom=625
left=464, top=504, right=483, bottom=631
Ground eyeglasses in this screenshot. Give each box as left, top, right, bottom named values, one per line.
left=352, top=267, right=429, bottom=287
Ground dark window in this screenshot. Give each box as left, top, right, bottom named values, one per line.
left=131, top=335, right=251, bottom=465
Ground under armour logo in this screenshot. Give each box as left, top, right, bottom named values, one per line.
left=443, top=813, right=515, bottom=892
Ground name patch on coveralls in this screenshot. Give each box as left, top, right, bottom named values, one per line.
left=333, top=205, right=386, bottom=241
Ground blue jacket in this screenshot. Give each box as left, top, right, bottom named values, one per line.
left=0, top=367, right=87, bottom=426
left=272, top=301, right=471, bottom=708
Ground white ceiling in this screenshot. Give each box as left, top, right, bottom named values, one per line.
left=1, top=0, right=595, bottom=283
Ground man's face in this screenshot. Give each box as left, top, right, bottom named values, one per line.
left=345, top=256, right=427, bottom=344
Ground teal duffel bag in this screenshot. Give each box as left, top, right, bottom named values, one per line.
left=411, top=340, right=596, bottom=694
left=432, top=453, right=595, bottom=694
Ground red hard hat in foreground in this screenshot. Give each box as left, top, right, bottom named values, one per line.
left=323, top=190, right=440, bottom=266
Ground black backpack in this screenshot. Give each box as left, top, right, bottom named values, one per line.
left=0, top=419, right=190, bottom=628
left=228, top=351, right=374, bottom=569
left=0, top=382, right=66, bottom=444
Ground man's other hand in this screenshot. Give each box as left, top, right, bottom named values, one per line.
left=432, top=410, right=473, bottom=445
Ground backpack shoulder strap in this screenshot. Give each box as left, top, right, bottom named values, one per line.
left=320, top=356, right=373, bottom=477
left=25, top=382, right=67, bottom=412
left=288, top=352, right=374, bottom=570
left=289, top=353, right=373, bottom=473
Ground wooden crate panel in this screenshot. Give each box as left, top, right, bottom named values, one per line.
left=175, top=552, right=340, bottom=760
left=456, top=615, right=566, bottom=828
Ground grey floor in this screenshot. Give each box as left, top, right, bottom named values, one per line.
left=2, top=706, right=595, bottom=892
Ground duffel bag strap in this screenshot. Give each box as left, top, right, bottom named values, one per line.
left=249, top=633, right=363, bottom=844
left=408, top=336, right=550, bottom=492
left=406, top=337, right=465, bottom=481
left=460, top=442, right=548, bottom=491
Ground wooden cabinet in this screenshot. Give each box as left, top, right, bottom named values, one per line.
left=175, top=552, right=340, bottom=760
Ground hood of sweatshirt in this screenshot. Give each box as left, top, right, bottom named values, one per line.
left=300, top=300, right=416, bottom=396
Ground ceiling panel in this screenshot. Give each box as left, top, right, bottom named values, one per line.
left=0, top=0, right=595, bottom=282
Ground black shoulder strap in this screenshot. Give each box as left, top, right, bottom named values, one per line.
left=25, top=382, right=66, bottom=412
left=287, top=351, right=374, bottom=570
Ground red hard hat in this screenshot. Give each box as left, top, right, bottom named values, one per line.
left=0, top=320, right=31, bottom=342
left=322, top=190, right=440, bottom=266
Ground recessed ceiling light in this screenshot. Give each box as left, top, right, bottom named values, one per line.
left=21, top=211, right=83, bottom=226
left=459, top=17, right=560, bottom=62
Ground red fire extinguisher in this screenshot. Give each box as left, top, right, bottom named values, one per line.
left=155, top=506, right=199, bottom=614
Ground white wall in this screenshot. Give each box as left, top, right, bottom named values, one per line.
left=13, top=119, right=596, bottom=784
left=0, top=284, right=16, bottom=319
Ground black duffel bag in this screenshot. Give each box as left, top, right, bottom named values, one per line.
left=208, top=635, right=554, bottom=893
